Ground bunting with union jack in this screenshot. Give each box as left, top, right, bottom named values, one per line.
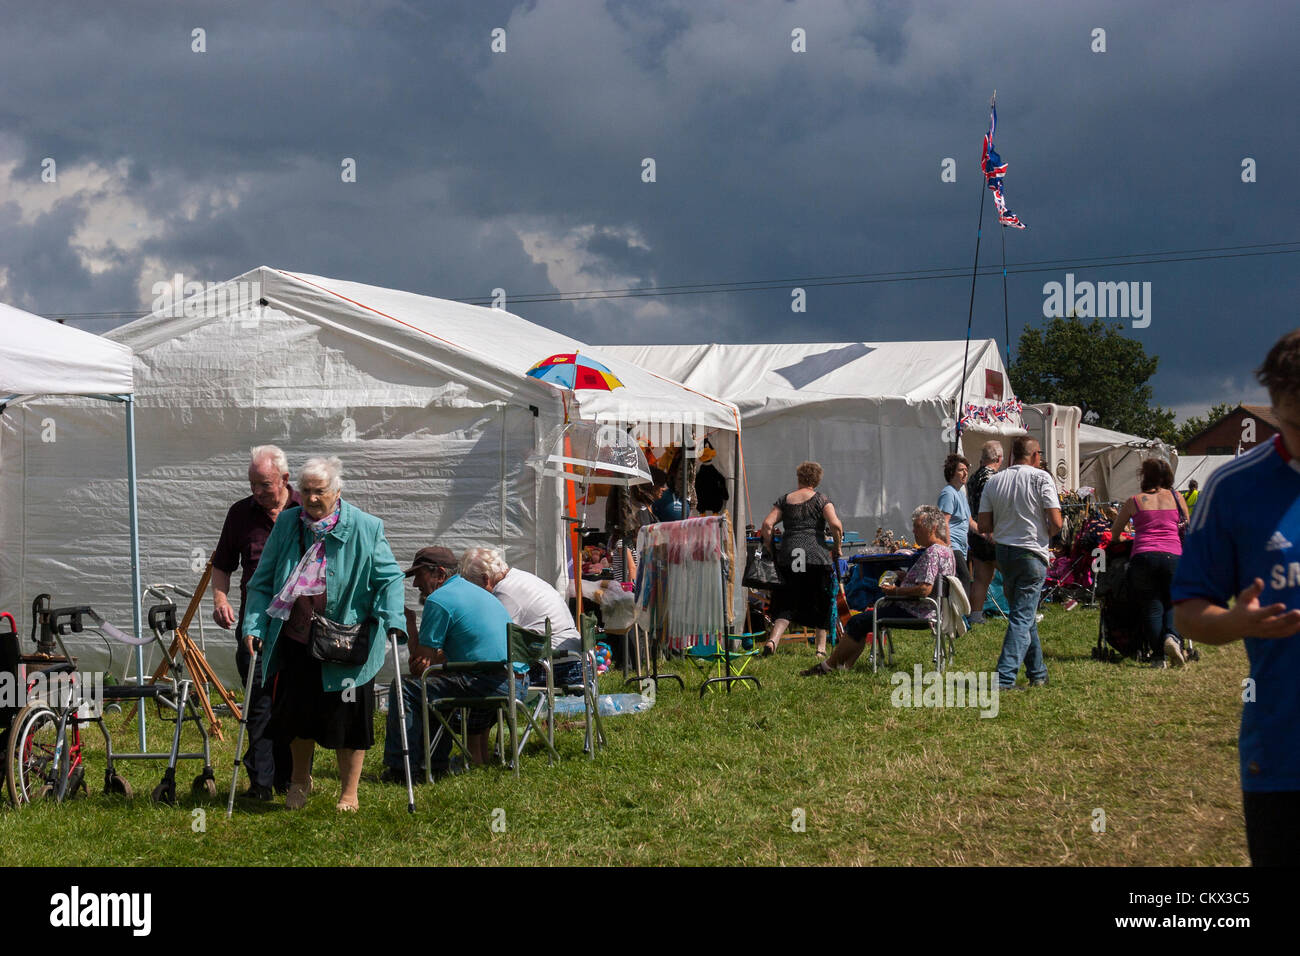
left=982, top=101, right=1026, bottom=229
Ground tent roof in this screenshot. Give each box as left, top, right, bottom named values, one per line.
left=1174, top=454, right=1237, bottom=489
left=108, top=268, right=738, bottom=431
left=1, top=302, right=134, bottom=397
left=600, top=339, right=1015, bottom=423
left=1077, top=422, right=1166, bottom=456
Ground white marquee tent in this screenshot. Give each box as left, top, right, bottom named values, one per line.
left=1174, top=454, right=1235, bottom=491
left=0, top=269, right=743, bottom=683
left=0, top=301, right=150, bottom=742
left=1077, top=423, right=1179, bottom=502
left=601, top=340, right=1024, bottom=539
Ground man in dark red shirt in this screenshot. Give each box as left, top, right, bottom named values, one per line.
left=212, top=445, right=301, bottom=799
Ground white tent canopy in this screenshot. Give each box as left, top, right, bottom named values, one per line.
left=600, top=339, right=1022, bottom=539
left=0, top=301, right=148, bottom=744
left=1174, top=454, right=1235, bottom=491
left=1077, top=422, right=1179, bottom=502
left=0, top=302, right=134, bottom=395
left=1, top=268, right=744, bottom=682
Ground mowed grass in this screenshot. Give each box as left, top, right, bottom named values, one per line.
left=0, top=606, right=1250, bottom=866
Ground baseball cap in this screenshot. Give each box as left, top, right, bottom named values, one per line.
left=404, top=546, right=457, bottom=577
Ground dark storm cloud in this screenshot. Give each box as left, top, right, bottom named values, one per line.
left=0, top=0, right=1296, bottom=415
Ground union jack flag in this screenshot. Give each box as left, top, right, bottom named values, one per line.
left=982, top=102, right=1026, bottom=230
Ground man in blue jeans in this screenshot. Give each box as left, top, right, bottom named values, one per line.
left=382, top=546, right=527, bottom=782
left=977, top=437, right=1063, bottom=689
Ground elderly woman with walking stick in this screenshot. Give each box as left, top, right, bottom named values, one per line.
left=243, top=456, right=405, bottom=812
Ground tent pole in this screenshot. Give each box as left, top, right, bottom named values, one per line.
left=125, top=394, right=147, bottom=750
left=1001, top=225, right=1011, bottom=371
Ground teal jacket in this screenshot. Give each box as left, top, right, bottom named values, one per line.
left=243, top=500, right=405, bottom=692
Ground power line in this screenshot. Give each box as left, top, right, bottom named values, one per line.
left=38, top=239, right=1300, bottom=319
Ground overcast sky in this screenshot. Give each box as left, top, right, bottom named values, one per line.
left=1, top=0, right=1295, bottom=421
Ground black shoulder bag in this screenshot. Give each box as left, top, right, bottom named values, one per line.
left=298, top=522, right=372, bottom=666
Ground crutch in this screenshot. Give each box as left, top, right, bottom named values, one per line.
left=226, top=638, right=258, bottom=819
left=388, top=628, right=415, bottom=814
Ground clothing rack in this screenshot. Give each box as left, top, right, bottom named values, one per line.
left=630, top=514, right=756, bottom=696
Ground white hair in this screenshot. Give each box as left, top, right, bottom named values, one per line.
left=912, top=504, right=947, bottom=538
left=299, top=456, right=343, bottom=493
left=980, top=440, right=1004, bottom=465
left=250, top=444, right=289, bottom=474
left=459, top=547, right=510, bottom=588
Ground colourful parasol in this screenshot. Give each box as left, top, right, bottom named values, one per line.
left=525, top=351, right=624, bottom=391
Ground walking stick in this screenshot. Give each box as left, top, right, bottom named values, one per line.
left=226, top=640, right=258, bottom=819
left=389, top=629, right=415, bottom=814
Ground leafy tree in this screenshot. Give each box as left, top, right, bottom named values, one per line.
left=1172, top=402, right=1237, bottom=449
left=1009, top=317, right=1177, bottom=442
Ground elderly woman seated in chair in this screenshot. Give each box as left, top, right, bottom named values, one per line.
left=802, top=505, right=955, bottom=677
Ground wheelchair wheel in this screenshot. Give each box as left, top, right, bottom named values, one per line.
left=151, top=778, right=176, bottom=805
left=5, top=703, right=62, bottom=806
left=104, top=770, right=133, bottom=799
left=191, top=772, right=218, bottom=799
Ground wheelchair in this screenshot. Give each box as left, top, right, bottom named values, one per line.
left=3, top=597, right=218, bottom=806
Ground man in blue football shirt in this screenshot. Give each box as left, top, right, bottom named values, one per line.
left=1174, top=328, right=1300, bottom=866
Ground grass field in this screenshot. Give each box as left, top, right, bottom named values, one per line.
left=0, top=605, right=1250, bottom=866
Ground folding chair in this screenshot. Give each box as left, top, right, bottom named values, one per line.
left=870, top=575, right=953, bottom=675
left=688, top=633, right=764, bottom=696
left=526, top=613, right=606, bottom=759
left=418, top=623, right=557, bottom=781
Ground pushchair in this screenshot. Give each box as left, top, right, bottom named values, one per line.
left=1090, top=543, right=1199, bottom=664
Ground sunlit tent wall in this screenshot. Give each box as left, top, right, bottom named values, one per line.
left=0, top=302, right=148, bottom=696
left=600, top=340, right=1024, bottom=541
left=0, top=268, right=742, bottom=684
left=1173, top=454, right=1235, bottom=492
left=1077, top=423, right=1179, bottom=502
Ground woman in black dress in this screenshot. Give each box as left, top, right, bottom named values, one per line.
left=758, top=461, right=844, bottom=657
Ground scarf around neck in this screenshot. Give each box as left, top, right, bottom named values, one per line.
left=267, top=499, right=342, bottom=620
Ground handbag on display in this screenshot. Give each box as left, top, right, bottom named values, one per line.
left=742, top=543, right=784, bottom=589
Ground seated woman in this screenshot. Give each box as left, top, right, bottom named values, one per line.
left=802, top=505, right=955, bottom=676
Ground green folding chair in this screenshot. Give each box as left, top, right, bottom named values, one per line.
left=538, top=613, right=606, bottom=758
left=419, top=622, right=558, bottom=781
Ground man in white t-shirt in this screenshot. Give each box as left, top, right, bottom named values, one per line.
left=460, top=547, right=585, bottom=686
left=977, top=436, right=1063, bottom=689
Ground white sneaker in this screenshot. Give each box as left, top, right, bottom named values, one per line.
left=1164, top=636, right=1186, bottom=667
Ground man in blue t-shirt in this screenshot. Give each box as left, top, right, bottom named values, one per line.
left=382, top=546, right=526, bottom=781
left=1173, top=328, right=1300, bottom=866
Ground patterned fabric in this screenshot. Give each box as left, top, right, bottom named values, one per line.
left=267, top=500, right=342, bottom=620
left=893, top=544, right=955, bottom=622
left=775, top=492, right=832, bottom=568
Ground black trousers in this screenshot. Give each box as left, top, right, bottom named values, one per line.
left=1243, top=790, right=1300, bottom=866
left=235, top=629, right=292, bottom=790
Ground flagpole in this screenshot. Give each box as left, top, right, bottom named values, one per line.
left=956, top=92, right=995, bottom=452
left=1001, top=223, right=1011, bottom=370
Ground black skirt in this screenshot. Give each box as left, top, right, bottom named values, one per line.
left=267, top=636, right=376, bottom=751
left=769, top=565, right=835, bottom=630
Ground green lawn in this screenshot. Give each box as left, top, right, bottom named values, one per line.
left=0, top=606, right=1250, bottom=866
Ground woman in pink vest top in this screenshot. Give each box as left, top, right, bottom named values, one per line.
left=1111, top=458, right=1191, bottom=666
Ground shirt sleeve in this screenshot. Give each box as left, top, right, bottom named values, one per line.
left=1040, top=474, right=1062, bottom=511
left=906, top=548, right=940, bottom=587
left=938, top=485, right=957, bottom=516
left=211, top=503, right=242, bottom=575
left=1172, top=491, right=1236, bottom=606
left=367, top=520, right=406, bottom=638
left=419, top=595, right=452, bottom=651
